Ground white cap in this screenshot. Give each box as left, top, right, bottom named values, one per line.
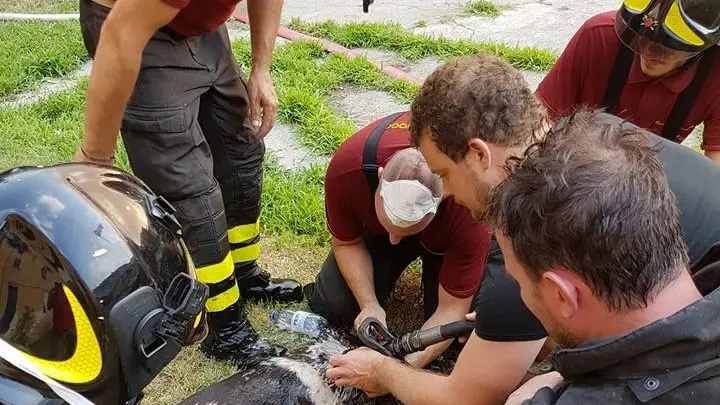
left=379, top=179, right=441, bottom=228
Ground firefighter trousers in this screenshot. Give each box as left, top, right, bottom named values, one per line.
left=80, top=0, right=264, bottom=327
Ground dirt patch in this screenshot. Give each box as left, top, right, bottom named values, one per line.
left=329, top=87, right=410, bottom=128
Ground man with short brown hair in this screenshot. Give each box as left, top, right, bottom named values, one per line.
left=485, top=108, right=720, bottom=403
left=325, top=53, right=552, bottom=405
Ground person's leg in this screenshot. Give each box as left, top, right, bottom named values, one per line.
left=305, top=234, right=422, bottom=326
left=197, top=25, right=301, bottom=303
left=80, top=9, right=274, bottom=363
left=79, top=0, right=104, bottom=58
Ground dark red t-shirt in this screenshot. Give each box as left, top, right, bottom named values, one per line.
left=536, top=11, right=720, bottom=151
left=163, top=0, right=239, bottom=38
left=325, top=112, right=492, bottom=298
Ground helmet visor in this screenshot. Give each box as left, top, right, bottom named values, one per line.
left=616, top=7, right=701, bottom=62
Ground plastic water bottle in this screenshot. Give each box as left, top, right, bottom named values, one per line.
left=270, top=309, right=328, bottom=338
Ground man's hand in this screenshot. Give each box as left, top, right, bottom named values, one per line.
left=245, top=0, right=282, bottom=139
left=247, top=68, right=278, bottom=139
left=504, top=371, right=563, bottom=405
left=458, top=311, right=476, bottom=344
left=326, top=347, right=391, bottom=398
left=354, top=304, right=387, bottom=332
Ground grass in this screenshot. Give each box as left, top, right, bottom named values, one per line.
left=0, top=21, right=88, bottom=97
left=0, top=37, right=415, bottom=246
left=0, top=80, right=131, bottom=171
left=261, top=156, right=329, bottom=246
left=234, top=38, right=418, bottom=156
left=0, top=0, right=77, bottom=12
left=287, top=19, right=558, bottom=71
left=0, top=79, right=329, bottom=244
left=464, top=0, right=501, bottom=17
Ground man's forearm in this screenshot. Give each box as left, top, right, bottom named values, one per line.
left=333, top=241, right=379, bottom=309
left=246, top=0, right=283, bottom=71
left=83, top=24, right=142, bottom=158
left=376, top=358, right=461, bottom=405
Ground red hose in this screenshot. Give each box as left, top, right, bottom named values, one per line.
left=231, top=12, right=424, bottom=85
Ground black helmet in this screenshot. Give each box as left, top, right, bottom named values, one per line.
left=0, top=163, right=209, bottom=405
left=615, top=0, right=720, bottom=54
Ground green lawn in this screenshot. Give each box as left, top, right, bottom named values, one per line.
left=0, top=20, right=88, bottom=97
left=287, top=19, right=558, bottom=71
left=0, top=0, right=77, bottom=13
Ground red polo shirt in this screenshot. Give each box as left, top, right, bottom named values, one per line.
left=163, top=0, right=240, bottom=38
left=325, top=113, right=492, bottom=298
left=536, top=11, right=720, bottom=151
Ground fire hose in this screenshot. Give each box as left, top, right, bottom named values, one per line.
left=357, top=317, right=475, bottom=358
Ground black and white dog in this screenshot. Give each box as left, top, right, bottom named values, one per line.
left=177, top=333, right=386, bottom=405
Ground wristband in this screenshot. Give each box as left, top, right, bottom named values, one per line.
left=81, top=145, right=114, bottom=164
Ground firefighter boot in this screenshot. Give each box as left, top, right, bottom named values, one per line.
left=235, top=263, right=303, bottom=303
left=200, top=297, right=284, bottom=368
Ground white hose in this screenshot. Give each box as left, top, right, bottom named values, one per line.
left=0, top=13, right=79, bottom=21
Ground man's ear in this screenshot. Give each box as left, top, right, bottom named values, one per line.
left=543, top=271, right=579, bottom=319
left=377, top=166, right=384, bottom=179
left=467, top=139, right=492, bottom=170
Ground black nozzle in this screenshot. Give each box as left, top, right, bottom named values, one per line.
left=387, top=320, right=474, bottom=358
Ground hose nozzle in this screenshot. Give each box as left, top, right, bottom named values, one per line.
left=387, top=320, right=475, bottom=358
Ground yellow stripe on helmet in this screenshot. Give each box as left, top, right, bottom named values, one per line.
left=21, top=286, right=102, bottom=385
left=623, top=0, right=654, bottom=13
left=664, top=0, right=704, bottom=46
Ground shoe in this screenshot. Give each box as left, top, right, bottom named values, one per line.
left=236, top=266, right=303, bottom=303
left=302, top=282, right=315, bottom=302
left=199, top=317, right=285, bottom=368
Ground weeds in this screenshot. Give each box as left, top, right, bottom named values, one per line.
left=0, top=21, right=88, bottom=97
left=464, top=0, right=501, bottom=17
left=288, top=19, right=558, bottom=71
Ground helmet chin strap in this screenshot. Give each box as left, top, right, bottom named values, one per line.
left=0, top=338, right=94, bottom=405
